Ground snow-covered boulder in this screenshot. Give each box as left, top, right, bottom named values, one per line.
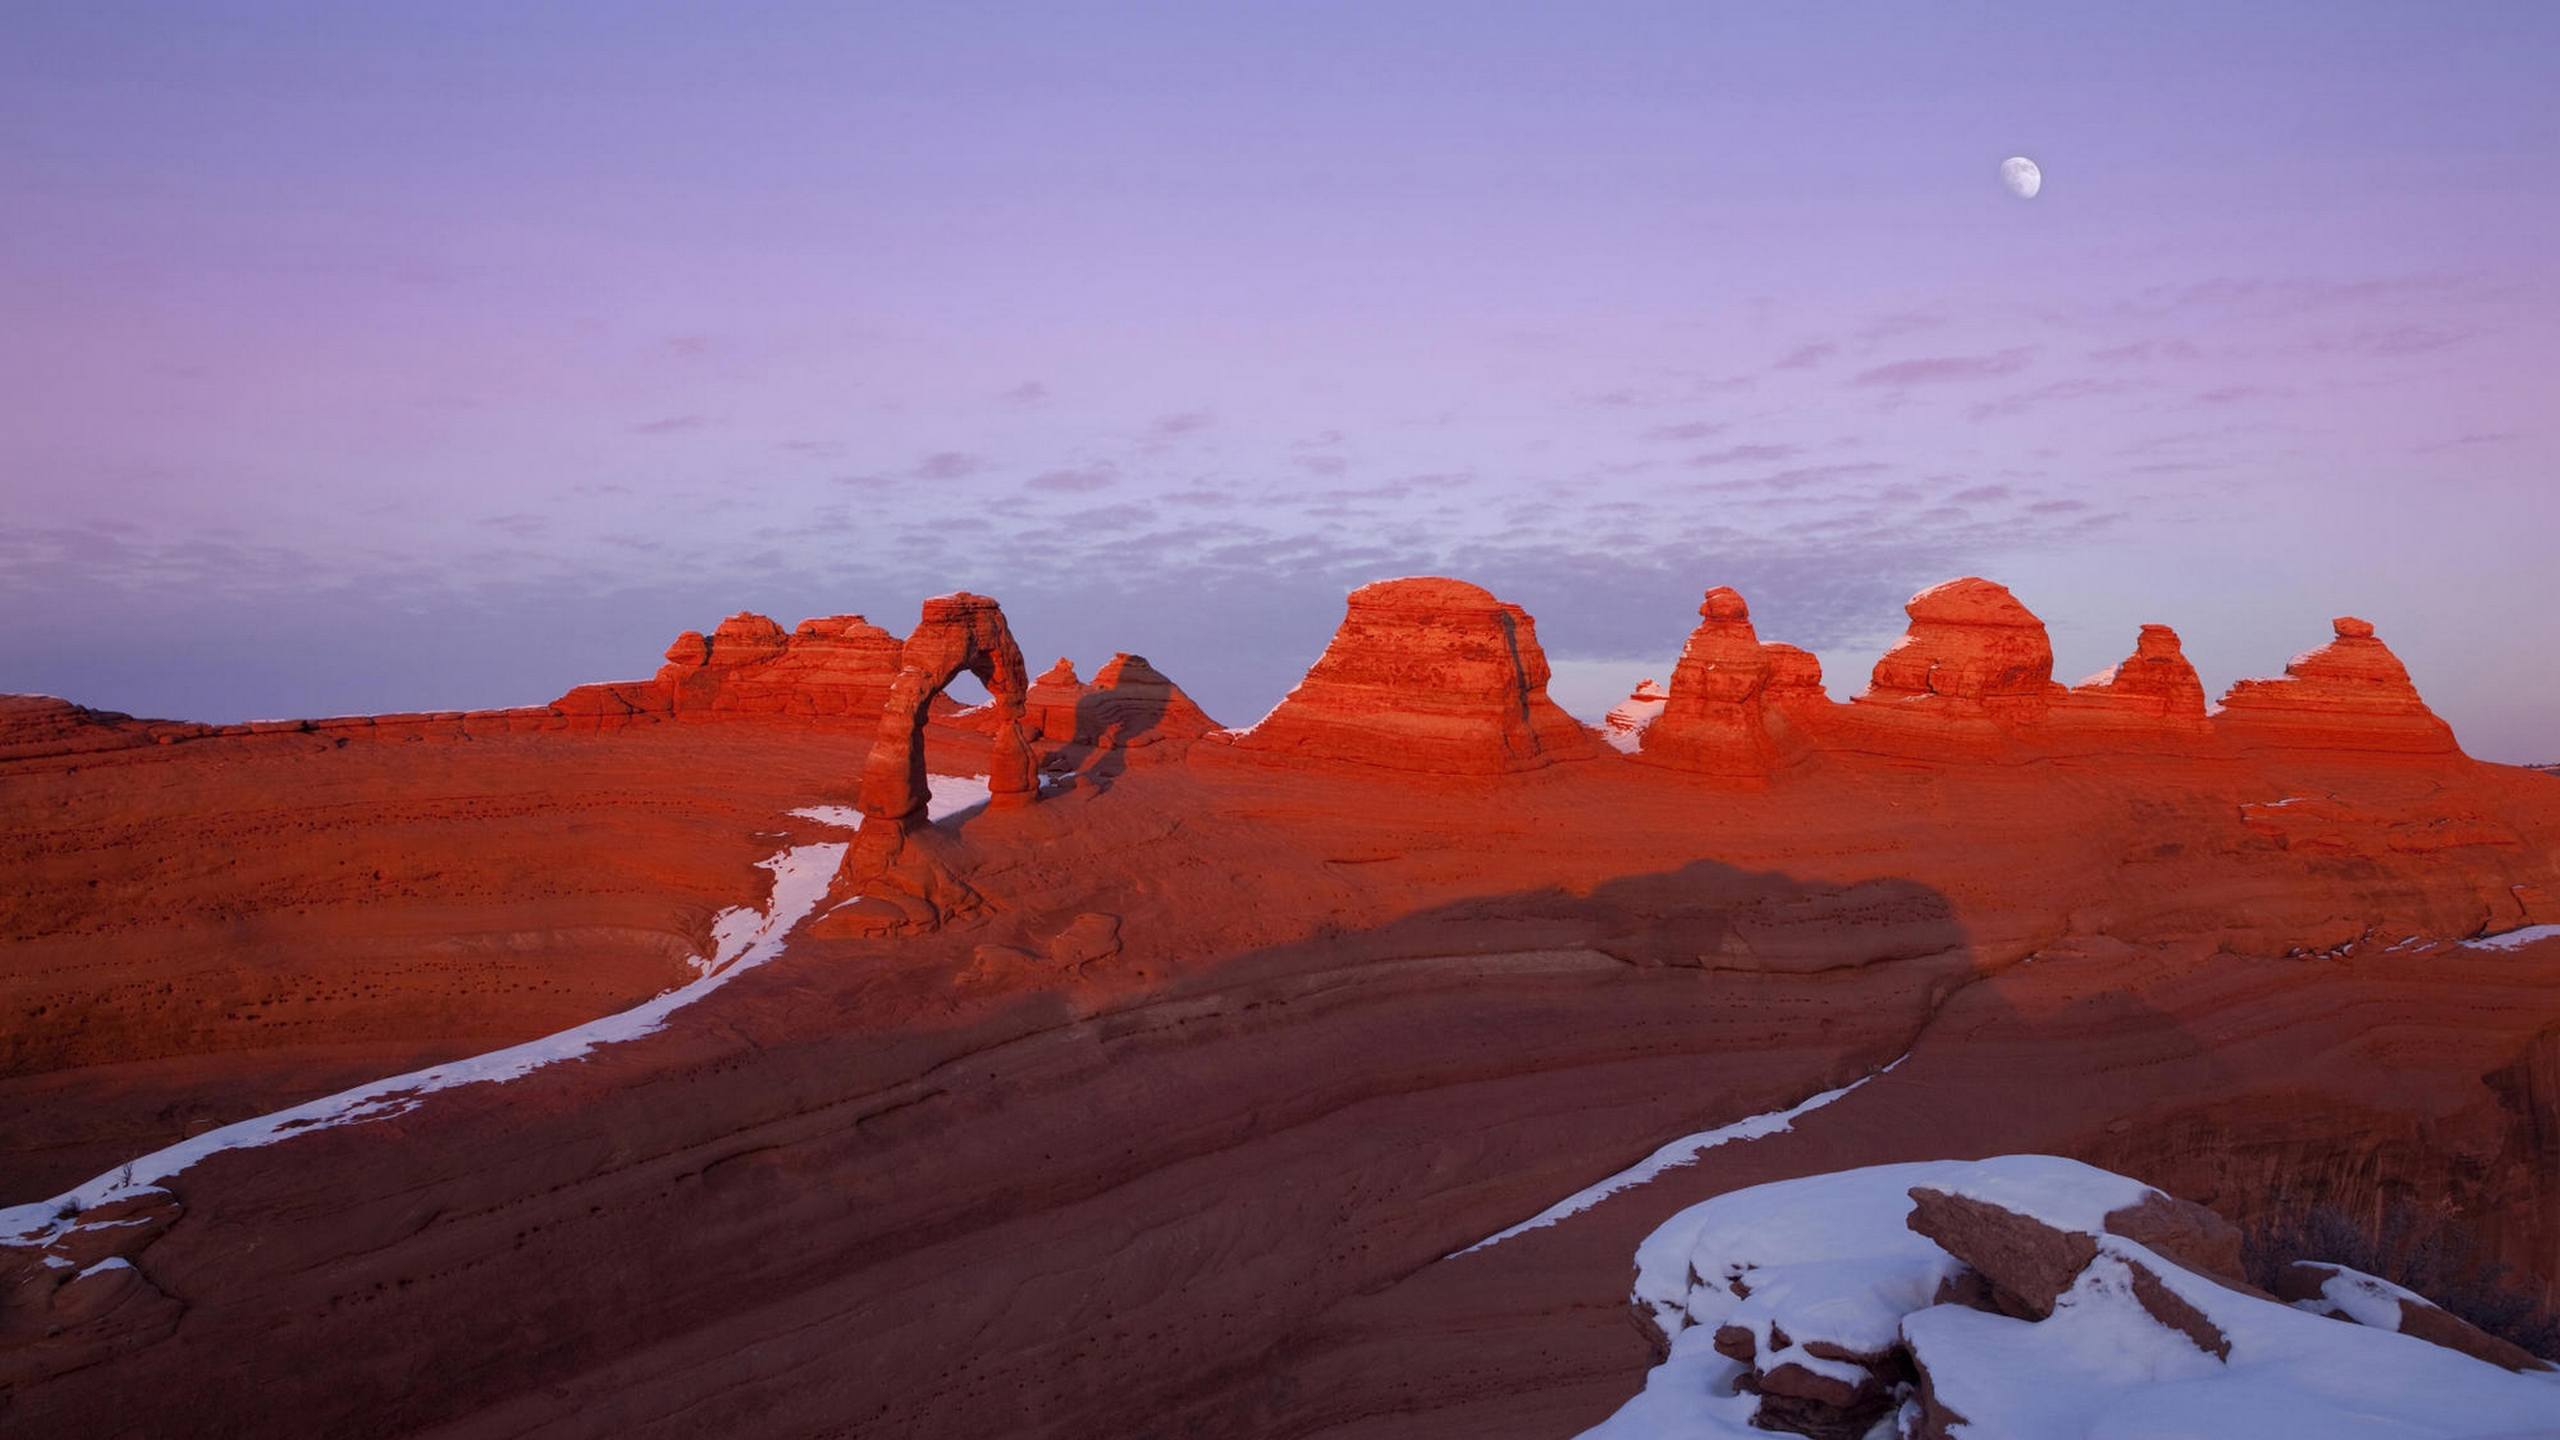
left=1585, top=1155, right=2560, bottom=1440
left=2278, top=1259, right=2555, bottom=1374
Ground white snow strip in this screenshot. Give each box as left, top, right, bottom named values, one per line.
left=2463, top=924, right=2560, bottom=952
left=786, top=804, right=865, bottom=830
left=75, top=1256, right=134, bottom=1279
left=1449, top=1055, right=1905, bottom=1257
left=2, top=775, right=990, bottom=1246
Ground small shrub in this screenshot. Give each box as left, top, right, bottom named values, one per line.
left=2245, top=1201, right=2560, bottom=1361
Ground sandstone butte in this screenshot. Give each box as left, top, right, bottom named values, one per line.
left=3, top=573, right=2558, bottom=1439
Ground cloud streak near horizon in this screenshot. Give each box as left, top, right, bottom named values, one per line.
left=2, top=3, right=2555, bottom=758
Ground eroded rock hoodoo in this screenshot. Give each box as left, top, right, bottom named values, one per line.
left=1860, top=576, right=2061, bottom=721
left=2213, top=615, right=2462, bottom=755
left=2069, top=623, right=2209, bottom=724
left=1633, top=586, right=1803, bottom=780
left=1025, top=659, right=1086, bottom=743
left=1225, top=577, right=1596, bottom=774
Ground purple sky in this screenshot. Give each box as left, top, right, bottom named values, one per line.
left=6, top=4, right=2556, bottom=758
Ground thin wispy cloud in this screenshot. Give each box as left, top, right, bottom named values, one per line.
left=1852, top=349, right=2033, bottom=387
left=913, top=451, right=985, bottom=480
left=1646, top=420, right=1728, bottom=442
left=1025, top=463, right=1119, bottom=493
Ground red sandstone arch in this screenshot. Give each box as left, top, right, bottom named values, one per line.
left=856, top=593, right=1038, bottom=824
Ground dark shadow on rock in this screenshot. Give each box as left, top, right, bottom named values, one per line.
left=1047, top=655, right=1197, bottom=792
left=0, top=845, right=1979, bottom=1440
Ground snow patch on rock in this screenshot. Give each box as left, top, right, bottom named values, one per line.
left=1, top=776, right=988, bottom=1246
left=1451, top=1058, right=1902, bottom=1257
left=1601, top=680, right=1669, bottom=755
left=1579, top=1155, right=2560, bottom=1440
left=2465, top=923, right=2560, bottom=953
left=2300, top=1264, right=2426, bottom=1331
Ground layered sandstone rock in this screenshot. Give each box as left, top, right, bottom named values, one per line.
left=553, top=611, right=906, bottom=727
left=1761, top=644, right=1826, bottom=708
left=1861, top=577, right=2060, bottom=721
left=2214, top=616, right=2461, bottom=756
left=833, top=595, right=1040, bottom=932
left=2069, top=624, right=2210, bottom=723
left=5, top=693, right=2560, bottom=1438
left=1225, top=577, right=1597, bottom=774
left=1074, top=654, right=1220, bottom=751
left=858, top=593, right=1036, bottom=825
left=5, top=570, right=2558, bottom=1440
left=1025, top=659, right=1085, bottom=743
left=0, top=696, right=210, bottom=761
left=1633, top=587, right=1787, bottom=779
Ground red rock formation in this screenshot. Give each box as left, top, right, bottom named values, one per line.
left=857, top=593, right=1037, bottom=825
left=1906, top=1187, right=2103, bottom=1319
left=0, top=696, right=212, bottom=760
left=2069, top=624, right=2209, bottom=723
left=1761, top=644, right=1825, bottom=707
left=556, top=612, right=905, bottom=727
left=1025, top=659, right=1085, bottom=743
left=0, top=719, right=921, bottom=1198
left=1861, top=577, right=2060, bottom=721
left=1223, top=577, right=1597, bottom=774
left=4, top=571, right=2557, bottom=1440
left=2214, top=616, right=2462, bottom=756
left=1073, top=653, right=1220, bottom=751
left=1634, top=586, right=1793, bottom=780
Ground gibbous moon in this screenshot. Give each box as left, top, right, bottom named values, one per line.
left=2001, top=155, right=2042, bottom=199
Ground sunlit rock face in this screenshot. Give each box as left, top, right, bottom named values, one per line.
left=0, top=571, right=2551, bottom=1440
left=1861, top=576, right=2061, bottom=719
left=2214, top=615, right=2463, bottom=755
left=1224, top=576, right=1597, bottom=774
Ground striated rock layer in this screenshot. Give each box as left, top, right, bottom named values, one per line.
left=1222, top=576, right=1597, bottom=774
left=2069, top=623, right=2211, bottom=725
left=1862, top=576, right=2061, bottom=719
left=1024, top=659, right=1086, bottom=743
left=0, top=571, right=2550, bottom=1440
left=1633, top=587, right=1782, bottom=779
left=1074, top=653, right=1221, bottom=752
left=556, top=612, right=909, bottom=727
left=2214, top=615, right=2461, bottom=755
